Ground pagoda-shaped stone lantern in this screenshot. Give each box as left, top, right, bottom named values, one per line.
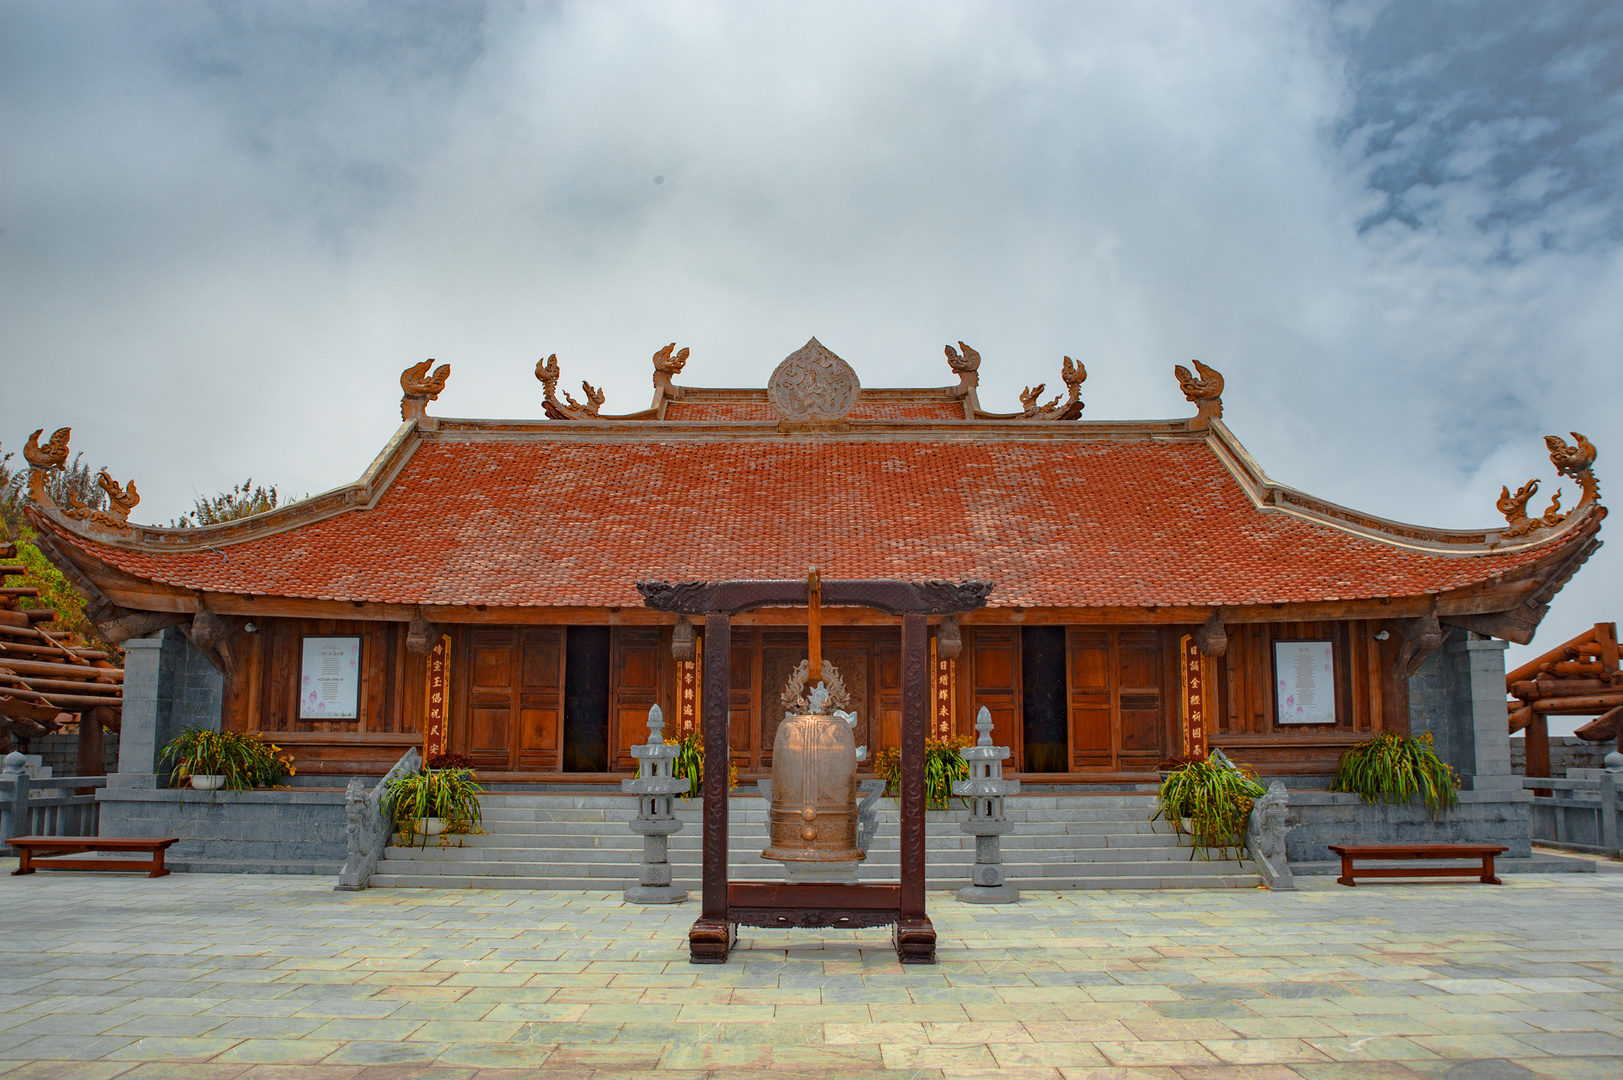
left=952, top=706, right=1021, bottom=904
left=622, top=705, right=689, bottom=904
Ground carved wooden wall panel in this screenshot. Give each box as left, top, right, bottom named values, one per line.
left=1067, top=629, right=1112, bottom=769
left=516, top=628, right=563, bottom=771
left=965, top=628, right=1019, bottom=767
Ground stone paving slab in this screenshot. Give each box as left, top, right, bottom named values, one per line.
left=0, top=864, right=1617, bottom=1079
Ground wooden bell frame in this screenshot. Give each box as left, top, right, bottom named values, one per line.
left=637, top=577, right=992, bottom=964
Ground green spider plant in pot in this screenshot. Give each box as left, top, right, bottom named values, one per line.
left=1152, top=747, right=1266, bottom=861
left=387, top=766, right=484, bottom=847
left=1331, top=731, right=1459, bottom=819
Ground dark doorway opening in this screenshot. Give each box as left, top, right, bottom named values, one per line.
left=563, top=626, right=610, bottom=771
left=1022, top=626, right=1068, bottom=772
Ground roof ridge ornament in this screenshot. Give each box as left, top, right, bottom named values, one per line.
left=22, top=427, right=70, bottom=503
left=399, top=359, right=450, bottom=422
left=1175, top=359, right=1224, bottom=429
left=1500, top=432, right=1601, bottom=538
left=767, top=338, right=860, bottom=425
left=945, top=341, right=981, bottom=396
left=1019, top=356, right=1086, bottom=421
left=536, top=353, right=605, bottom=420
left=652, top=343, right=690, bottom=401
left=23, top=426, right=138, bottom=534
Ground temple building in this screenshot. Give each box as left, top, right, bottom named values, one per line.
left=20, top=338, right=1605, bottom=792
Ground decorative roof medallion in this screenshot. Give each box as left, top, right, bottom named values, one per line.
left=767, top=338, right=860, bottom=423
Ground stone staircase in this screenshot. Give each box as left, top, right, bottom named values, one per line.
left=371, top=790, right=1261, bottom=890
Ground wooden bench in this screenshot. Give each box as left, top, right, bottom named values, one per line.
left=8, top=836, right=179, bottom=878
left=1327, top=843, right=1509, bottom=886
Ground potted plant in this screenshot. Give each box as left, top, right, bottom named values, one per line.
left=1331, top=731, right=1459, bottom=818
left=387, top=765, right=484, bottom=846
left=872, top=735, right=972, bottom=811
left=162, top=727, right=295, bottom=791
left=670, top=730, right=738, bottom=800
left=1152, top=747, right=1265, bottom=860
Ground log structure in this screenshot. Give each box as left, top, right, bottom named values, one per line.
left=15, top=338, right=1607, bottom=785
left=0, top=536, right=122, bottom=771
left=1506, top=622, right=1622, bottom=793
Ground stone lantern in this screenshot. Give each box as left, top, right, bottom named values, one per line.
left=622, top=705, right=689, bottom=904
left=952, top=706, right=1021, bottom=904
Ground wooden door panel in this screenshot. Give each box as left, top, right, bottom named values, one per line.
left=969, top=629, right=1018, bottom=759
left=515, top=629, right=562, bottom=768
left=612, top=631, right=664, bottom=772
left=468, top=630, right=516, bottom=770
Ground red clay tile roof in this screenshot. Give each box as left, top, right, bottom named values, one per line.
left=46, top=437, right=1568, bottom=610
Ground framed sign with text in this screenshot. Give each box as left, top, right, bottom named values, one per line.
left=1274, top=640, right=1336, bottom=725
left=300, top=636, right=362, bottom=720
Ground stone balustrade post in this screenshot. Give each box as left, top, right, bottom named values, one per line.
left=953, top=707, right=1021, bottom=904
left=622, top=705, right=689, bottom=904
left=2, top=752, right=30, bottom=843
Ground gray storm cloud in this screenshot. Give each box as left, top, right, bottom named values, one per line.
left=1, top=0, right=1619, bottom=715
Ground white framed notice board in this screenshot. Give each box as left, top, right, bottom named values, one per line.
left=1274, top=640, right=1336, bottom=725
left=300, top=636, right=362, bottom=720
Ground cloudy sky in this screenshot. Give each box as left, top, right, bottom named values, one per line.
left=2, top=1, right=1619, bottom=726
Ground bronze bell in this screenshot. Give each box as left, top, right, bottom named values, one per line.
left=762, top=686, right=865, bottom=864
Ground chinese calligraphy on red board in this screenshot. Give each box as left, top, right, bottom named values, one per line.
left=423, top=634, right=451, bottom=759
left=1179, top=633, right=1209, bottom=759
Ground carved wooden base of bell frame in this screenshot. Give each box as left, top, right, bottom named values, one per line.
left=687, top=918, right=736, bottom=964
left=893, top=916, right=938, bottom=964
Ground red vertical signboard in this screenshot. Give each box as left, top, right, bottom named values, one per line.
left=423, top=634, right=451, bottom=761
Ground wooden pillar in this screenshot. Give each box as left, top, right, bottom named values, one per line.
left=894, top=613, right=936, bottom=963
left=689, top=613, right=735, bottom=963
left=76, top=710, right=103, bottom=778
left=1525, top=712, right=1552, bottom=798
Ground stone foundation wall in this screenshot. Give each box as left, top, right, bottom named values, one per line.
left=1509, top=737, right=1612, bottom=775
left=96, top=786, right=349, bottom=874
left=1284, top=789, right=1532, bottom=863
left=28, top=733, right=119, bottom=777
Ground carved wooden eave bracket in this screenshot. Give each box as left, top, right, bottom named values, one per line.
left=1497, top=432, right=1602, bottom=540
left=182, top=607, right=246, bottom=676
left=399, top=359, right=450, bottom=423
left=1175, top=359, right=1224, bottom=430
left=1194, top=608, right=1227, bottom=657
left=405, top=608, right=440, bottom=656
left=22, top=426, right=139, bottom=537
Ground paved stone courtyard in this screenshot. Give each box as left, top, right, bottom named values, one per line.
left=0, top=870, right=1618, bottom=1080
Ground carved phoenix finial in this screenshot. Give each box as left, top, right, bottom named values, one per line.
left=23, top=427, right=71, bottom=470
left=400, top=359, right=450, bottom=399
left=1019, top=383, right=1059, bottom=419
left=652, top=342, right=690, bottom=400
left=1497, top=432, right=1601, bottom=539
left=945, top=341, right=981, bottom=394
left=652, top=343, right=689, bottom=378
left=96, top=470, right=139, bottom=521
left=399, top=359, right=451, bottom=422
left=564, top=381, right=606, bottom=418
left=1175, top=359, right=1225, bottom=428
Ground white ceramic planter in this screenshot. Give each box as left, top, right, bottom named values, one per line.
left=416, top=817, right=445, bottom=836
left=190, top=774, right=226, bottom=791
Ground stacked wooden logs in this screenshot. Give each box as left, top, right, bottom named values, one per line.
left=1507, top=622, right=1621, bottom=793
left=0, top=539, right=122, bottom=774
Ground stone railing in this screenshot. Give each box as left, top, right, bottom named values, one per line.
left=1245, top=780, right=1295, bottom=890
left=1523, top=760, right=1620, bottom=858
left=0, top=752, right=104, bottom=842
left=335, top=747, right=422, bottom=891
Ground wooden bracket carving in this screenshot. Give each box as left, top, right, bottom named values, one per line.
left=400, top=359, right=451, bottom=422
left=671, top=616, right=696, bottom=662
left=536, top=353, right=605, bottom=420
left=184, top=609, right=243, bottom=676
left=22, top=427, right=70, bottom=504
left=936, top=615, right=962, bottom=660
left=1397, top=608, right=1444, bottom=677
left=945, top=341, right=981, bottom=396
left=1194, top=608, right=1227, bottom=657
left=652, top=343, right=690, bottom=400
left=405, top=609, right=439, bottom=656
left=1499, top=432, right=1600, bottom=538
left=1175, top=360, right=1225, bottom=430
